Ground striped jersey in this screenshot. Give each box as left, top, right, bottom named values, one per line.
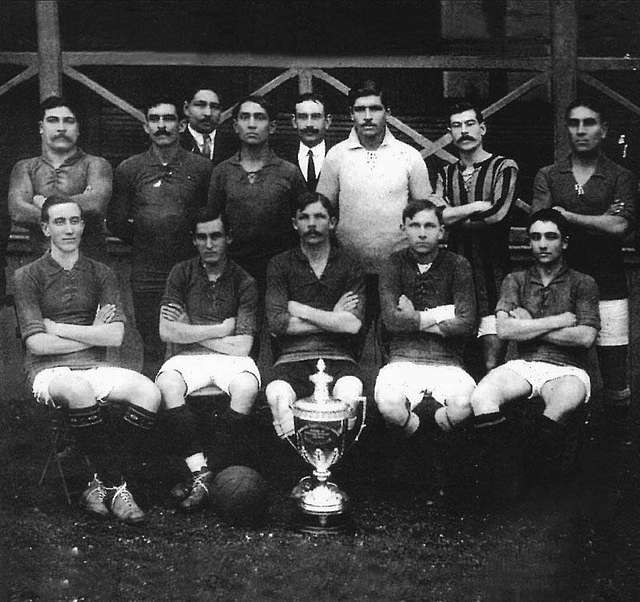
left=439, top=154, right=519, bottom=317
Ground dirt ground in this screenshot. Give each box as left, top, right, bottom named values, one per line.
left=1, top=392, right=640, bottom=602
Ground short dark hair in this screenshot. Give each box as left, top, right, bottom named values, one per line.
left=402, top=199, right=444, bottom=225
left=191, top=207, right=229, bottom=234
left=448, top=101, right=484, bottom=124
left=144, top=96, right=179, bottom=117
left=294, top=92, right=329, bottom=115
left=232, top=95, right=275, bottom=121
left=527, top=208, right=570, bottom=239
left=348, top=80, right=387, bottom=109
left=183, top=85, right=221, bottom=106
left=39, top=96, right=79, bottom=122
left=564, top=97, right=607, bottom=123
left=294, top=192, right=338, bottom=219
left=41, top=194, right=83, bottom=223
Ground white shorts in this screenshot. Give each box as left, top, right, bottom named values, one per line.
left=32, top=366, right=121, bottom=407
left=596, top=299, right=629, bottom=346
left=157, top=353, right=260, bottom=396
left=502, top=359, right=591, bottom=402
left=375, top=361, right=476, bottom=407
left=477, top=315, right=497, bottom=338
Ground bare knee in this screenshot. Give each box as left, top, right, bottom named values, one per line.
left=446, top=392, right=474, bottom=425
left=127, top=373, right=161, bottom=412
left=375, top=385, right=406, bottom=420
left=265, top=380, right=295, bottom=413
left=156, top=370, right=187, bottom=409
left=229, top=372, right=259, bottom=398
left=48, top=375, right=95, bottom=409
left=333, top=376, right=363, bottom=401
left=470, top=381, right=502, bottom=416
left=542, top=377, right=586, bottom=423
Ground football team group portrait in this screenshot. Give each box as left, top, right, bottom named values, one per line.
left=2, top=1, right=640, bottom=600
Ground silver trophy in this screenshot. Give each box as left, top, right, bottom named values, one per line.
left=290, top=359, right=366, bottom=534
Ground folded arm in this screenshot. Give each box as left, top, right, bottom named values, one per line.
left=540, top=325, right=598, bottom=348
left=496, top=308, right=577, bottom=341
left=287, top=292, right=362, bottom=335
left=159, top=303, right=236, bottom=344
left=8, top=161, right=41, bottom=227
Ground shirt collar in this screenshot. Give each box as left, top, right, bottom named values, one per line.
left=559, top=152, right=610, bottom=178
left=187, top=124, right=217, bottom=147
left=527, top=259, right=570, bottom=285
left=145, top=145, right=188, bottom=167
left=403, top=246, right=441, bottom=269
left=293, top=243, right=339, bottom=264
left=41, top=250, right=91, bottom=274
left=197, top=256, right=231, bottom=283
left=298, top=140, right=326, bottom=161
left=39, top=147, right=86, bottom=170
left=346, top=127, right=395, bottom=150
left=228, top=148, right=280, bottom=167
left=456, top=153, right=494, bottom=170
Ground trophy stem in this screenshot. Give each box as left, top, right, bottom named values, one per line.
left=313, top=468, right=331, bottom=482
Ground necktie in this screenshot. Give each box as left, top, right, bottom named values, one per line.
left=202, top=134, right=212, bottom=159
left=306, top=149, right=317, bottom=191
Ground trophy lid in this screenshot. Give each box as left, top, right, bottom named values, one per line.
left=292, top=359, right=349, bottom=418
left=308, top=359, right=333, bottom=404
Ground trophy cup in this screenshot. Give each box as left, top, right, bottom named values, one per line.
left=290, top=359, right=366, bottom=534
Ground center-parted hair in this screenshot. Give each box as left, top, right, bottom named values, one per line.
left=184, top=85, right=222, bottom=106
left=232, top=95, right=275, bottom=122
left=448, top=101, right=484, bottom=124
left=527, top=208, right=570, bottom=239
left=402, top=199, right=444, bottom=225
left=191, top=207, right=229, bottom=234
left=41, top=194, right=83, bottom=223
left=294, top=92, right=329, bottom=115
left=293, top=192, right=338, bottom=220
left=348, top=80, right=387, bottom=109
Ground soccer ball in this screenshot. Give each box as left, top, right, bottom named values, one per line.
left=212, top=465, right=268, bottom=526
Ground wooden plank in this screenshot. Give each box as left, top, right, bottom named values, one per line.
left=0, top=65, right=38, bottom=98
left=551, top=0, right=577, bottom=161
left=62, top=66, right=145, bottom=123
left=36, top=0, right=62, bottom=99
left=578, top=57, right=640, bottom=71
left=482, top=71, right=549, bottom=119
left=310, top=69, right=350, bottom=95
left=219, top=68, right=298, bottom=123
left=61, top=51, right=550, bottom=71
left=0, top=52, right=38, bottom=66
left=297, top=69, right=313, bottom=94
left=387, top=116, right=458, bottom=163
left=579, top=72, right=640, bottom=119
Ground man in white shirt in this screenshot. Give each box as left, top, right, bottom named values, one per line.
left=181, top=86, right=232, bottom=165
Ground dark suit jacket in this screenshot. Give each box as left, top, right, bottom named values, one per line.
left=279, top=140, right=332, bottom=190
left=180, top=128, right=236, bottom=166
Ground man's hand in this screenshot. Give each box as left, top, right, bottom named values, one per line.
left=287, top=300, right=306, bottom=318
left=33, top=195, right=46, bottom=209
left=161, top=303, right=188, bottom=323
left=43, top=318, right=58, bottom=335
left=552, top=205, right=568, bottom=217
left=397, top=294, right=415, bottom=312
left=333, top=291, right=359, bottom=313
left=471, top=200, right=493, bottom=214
left=219, top=317, right=237, bottom=336
left=94, top=304, right=117, bottom=325
left=555, top=311, right=577, bottom=328
left=508, top=307, right=532, bottom=320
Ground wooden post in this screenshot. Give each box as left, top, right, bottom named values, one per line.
left=551, top=0, right=577, bottom=161
left=36, top=0, right=62, bottom=99
left=298, top=69, right=313, bottom=94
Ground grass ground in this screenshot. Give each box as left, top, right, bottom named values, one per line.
left=2, top=394, right=640, bottom=601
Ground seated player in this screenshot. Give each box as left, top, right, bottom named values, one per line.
left=374, top=200, right=476, bottom=438
left=470, top=209, right=600, bottom=487
left=265, top=192, right=365, bottom=490
left=14, top=195, right=161, bottom=524
left=156, top=207, right=260, bottom=511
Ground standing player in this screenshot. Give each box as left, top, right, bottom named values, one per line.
left=532, top=98, right=636, bottom=420
left=440, top=102, right=519, bottom=375
left=156, top=208, right=260, bottom=511
left=374, top=200, right=476, bottom=441
left=470, top=209, right=599, bottom=488
left=265, top=192, right=365, bottom=494
left=14, top=195, right=160, bottom=523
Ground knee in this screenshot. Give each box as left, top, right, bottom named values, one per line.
left=129, top=375, right=161, bottom=412
left=333, top=376, right=363, bottom=401
left=156, top=371, right=187, bottom=408
left=48, top=375, right=94, bottom=409
left=375, top=385, right=405, bottom=419
left=265, top=380, right=295, bottom=411
left=470, top=383, right=499, bottom=416
left=229, top=372, right=259, bottom=399
left=446, top=393, right=473, bottom=425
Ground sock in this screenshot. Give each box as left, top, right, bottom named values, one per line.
left=163, top=405, right=203, bottom=459
left=185, top=452, right=207, bottom=474
left=67, top=404, right=115, bottom=482
left=116, top=404, right=158, bottom=479
left=597, top=345, right=630, bottom=408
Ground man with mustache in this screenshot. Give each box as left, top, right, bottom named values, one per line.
left=280, top=92, right=333, bottom=191
left=181, top=86, right=233, bottom=165
left=9, top=96, right=113, bottom=259
left=439, top=102, right=519, bottom=377
left=108, top=97, right=212, bottom=378
left=532, top=98, right=636, bottom=426
left=265, top=192, right=365, bottom=496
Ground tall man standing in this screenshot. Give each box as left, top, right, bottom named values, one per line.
left=282, top=92, right=333, bottom=190
left=440, top=102, right=519, bottom=374
left=9, top=96, right=113, bottom=258
left=108, top=97, right=212, bottom=378
left=532, top=98, right=636, bottom=420
left=316, top=80, right=432, bottom=335
left=181, top=86, right=233, bottom=165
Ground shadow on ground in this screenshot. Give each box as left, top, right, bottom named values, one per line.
left=1, top=396, right=640, bottom=601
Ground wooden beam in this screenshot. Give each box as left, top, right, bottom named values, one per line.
left=62, top=65, right=145, bottom=122
left=219, top=68, right=298, bottom=123
left=35, top=0, right=62, bottom=99
left=310, top=69, right=350, bottom=95
left=482, top=72, right=549, bottom=119
left=387, top=116, right=458, bottom=163
left=578, top=57, right=640, bottom=71
left=0, top=52, right=38, bottom=66
left=0, top=65, right=38, bottom=99
left=61, top=51, right=550, bottom=71
left=551, top=0, right=577, bottom=161
left=579, top=72, right=640, bottom=119
left=297, top=69, right=313, bottom=94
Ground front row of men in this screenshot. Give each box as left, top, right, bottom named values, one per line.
left=15, top=192, right=598, bottom=523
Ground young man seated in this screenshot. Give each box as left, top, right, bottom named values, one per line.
left=374, top=199, right=477, bottom=439
left=156, top=208, right=260, bottom=511
left=470, top=208, right=600, bottom=489
left=265, top=192, right=365, bottom=493
left=14, top=195, right=161, bottom=524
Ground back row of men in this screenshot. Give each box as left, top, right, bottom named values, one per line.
left=6, top=80, right=636, bottom=523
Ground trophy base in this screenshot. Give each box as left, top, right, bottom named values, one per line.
left=293, top=508, right=354, bottom=535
